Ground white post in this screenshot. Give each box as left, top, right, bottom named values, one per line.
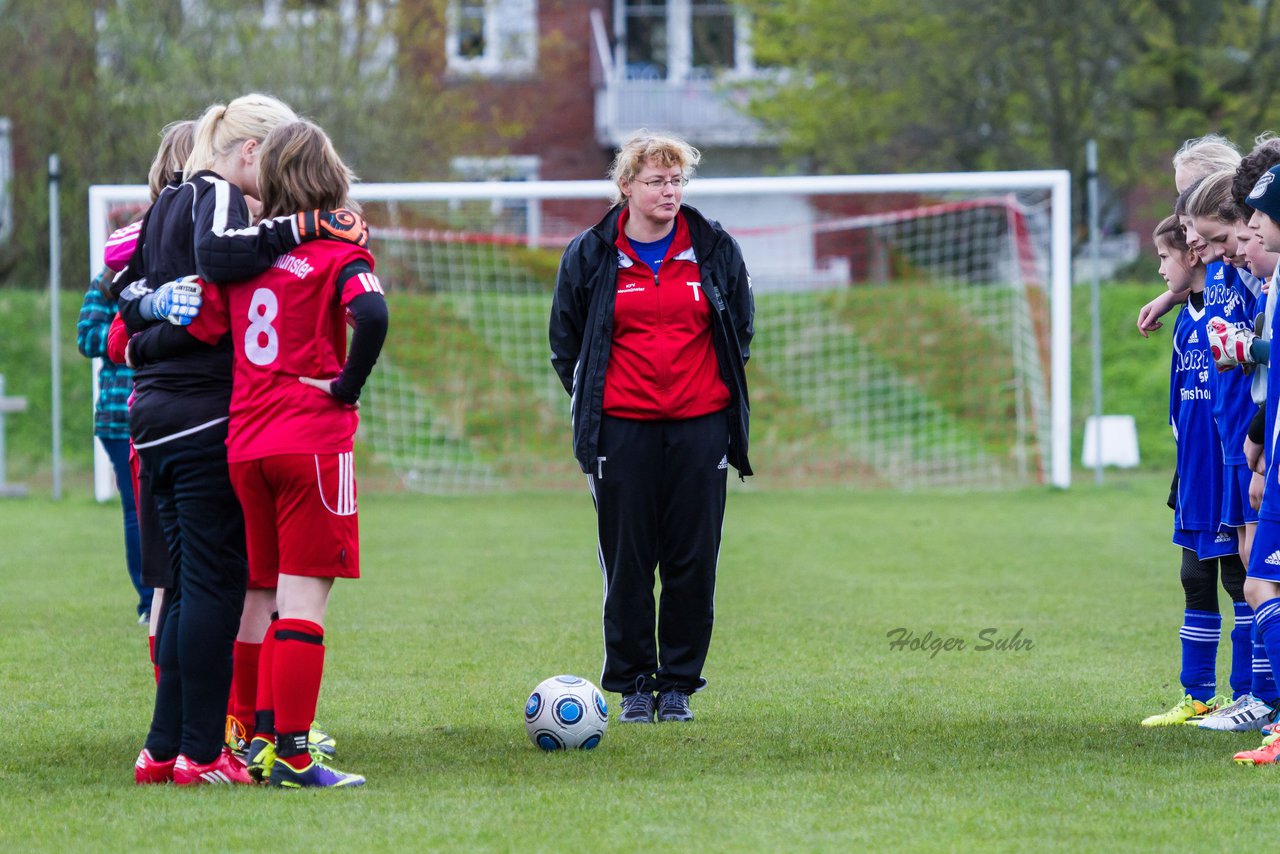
left=48, top=154, right=62, bottom=500
left=1050, top=170, right=1073, bottom=489
left=1086, top=140, right=1104, bottom=485
left=88, top=185, right=148, bottom=501
left=0, top=118, right=12, bottom=244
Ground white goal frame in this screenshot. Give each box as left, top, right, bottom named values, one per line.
left=88, top=170, right=1072, bottom=498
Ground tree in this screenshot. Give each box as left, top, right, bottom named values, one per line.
left=738, top=0, right=1280, bottom=226
left=0, top=0, right=492, bottom=288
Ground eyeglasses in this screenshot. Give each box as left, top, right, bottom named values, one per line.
left=636, top=176, right=689, bottom=189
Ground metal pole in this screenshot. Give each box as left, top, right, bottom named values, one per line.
left=1086, top=140, right=1104, bottom=485
left=48, top=154, right=62, bottom=499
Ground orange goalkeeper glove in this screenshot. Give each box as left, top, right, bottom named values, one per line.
left=297, top=208, right=369, bottom=248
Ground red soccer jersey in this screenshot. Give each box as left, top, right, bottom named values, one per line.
left=193, top=241, right=378, bottom=462
left=602, top=209, right=730, bottom=420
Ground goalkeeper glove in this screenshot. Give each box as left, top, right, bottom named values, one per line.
left=297, top=208, right=369, bottom=248
left=145, top=276, right=202, bottom=326
left=1207, top=316, right=1256, bottom=370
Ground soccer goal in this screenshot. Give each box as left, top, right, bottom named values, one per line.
left=88, top=170, right=1071, bottom=496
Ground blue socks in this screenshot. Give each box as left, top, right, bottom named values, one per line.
left=1180, top=609, right=1222, bottom=702
left=1234, top=600, right=1257, bottom=699
left=1253, top=598, right=1280, bottom=709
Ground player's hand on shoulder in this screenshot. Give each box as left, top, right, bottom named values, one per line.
left=1137, top=296, right=1167, bottom=338
left=148, top=275, right=203, bottom=326
left=297, top=209, right=369, bottom=248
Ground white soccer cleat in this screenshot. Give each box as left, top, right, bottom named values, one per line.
left=1197, top=693, right=1276, bottom=732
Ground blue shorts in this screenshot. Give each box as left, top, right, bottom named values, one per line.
left=1222, top=463, right=1259, bottom=527
left=1249, top=518, right=1280, bottom=581
left=1174, top=527, right=1238, bottom=560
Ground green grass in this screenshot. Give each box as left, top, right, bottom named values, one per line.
left=1074, top=281, right=1177, bottom=473
left=0, top=473, right=1270, bottom=850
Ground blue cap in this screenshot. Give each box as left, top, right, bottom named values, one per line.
left=1246, top=164, right=1280, bottom=223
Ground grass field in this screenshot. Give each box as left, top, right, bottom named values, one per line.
left=0, top=473, right=1272, bottom=851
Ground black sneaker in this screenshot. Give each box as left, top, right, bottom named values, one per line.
left=619, top=692, right=656, bottom=723
left=657, top=690, right=693, bottom=722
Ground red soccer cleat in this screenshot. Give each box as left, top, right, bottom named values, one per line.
left=173, top=748, right=254, bottom=786
left=1234, top=737, right=1280, bottom=766
left=134, top=748, right=176, bottom=784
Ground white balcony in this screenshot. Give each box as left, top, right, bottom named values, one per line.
left=589, top=8, right=772, bottom=149
left=594, top=74, right=771, bottom=148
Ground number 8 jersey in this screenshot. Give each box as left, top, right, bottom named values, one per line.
left=192, top=240, right=381, bottom=463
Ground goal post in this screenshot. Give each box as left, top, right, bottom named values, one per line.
left=88, top=170, right=1072, bottom=496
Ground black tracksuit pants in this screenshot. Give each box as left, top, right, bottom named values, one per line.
left=140, top=422, right=247, bottom=764
left=590, top=411, right=728, bottom=696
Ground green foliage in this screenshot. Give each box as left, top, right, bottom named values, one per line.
left=0, top=288, right=95, bottom=488
left=1075, top=281, right=1180, bottom=473
left=0, top=0, right=489, bottom=289
left=737, top=0, right=1280, bottom=231
left=0, top=477, right=1269, bottom=848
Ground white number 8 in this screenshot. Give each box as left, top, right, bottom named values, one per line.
left=245, top=287, right=279, bottom=366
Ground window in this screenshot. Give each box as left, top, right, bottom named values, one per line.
left=447, top=0, right=538, bottom=77
left=614, top=0, right=752, bottom=82
left=690, top=0, right=734, bottom=72
left=623, top=0, right=667, bottom=79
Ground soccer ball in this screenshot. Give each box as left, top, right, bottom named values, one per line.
left=524, top=675, right=608, bottom=751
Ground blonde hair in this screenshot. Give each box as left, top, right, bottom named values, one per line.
left=608, top=130, right=701, bottom=205
left=183, top=93, right=298, bottom=176
left=147, top=120, right=196, bottom=202
left=257, top=120, right=359, bottom=219
left=1172, top=135, right=1242, bottom=184
left=1185, top=169, right=1238, bottom=222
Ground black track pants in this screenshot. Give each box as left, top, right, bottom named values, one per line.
left=140, top=423, right=247, bottom=764
left=590, top=411, right=728, bottom=695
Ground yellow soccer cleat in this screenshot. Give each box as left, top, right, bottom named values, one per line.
left=309, top=723, right=336, bottom=760
left=1140, top=694, right=1226, bottom=727
left=225, top=714, right=249, bottom=758
left=245, top=735, right=277, bottom=784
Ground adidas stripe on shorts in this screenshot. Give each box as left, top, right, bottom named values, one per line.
left=1175, top=526, right=1239, bottom=561
left=1248, top=518, right=1280, bottom=582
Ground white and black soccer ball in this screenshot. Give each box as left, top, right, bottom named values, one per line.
left=524, top=675, right=608, bottom=751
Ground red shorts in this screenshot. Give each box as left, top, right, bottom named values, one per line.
left=229, top=452, right=360, bottom=588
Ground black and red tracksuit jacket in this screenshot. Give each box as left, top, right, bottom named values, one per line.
left=549, top=203, right=754, bottom=477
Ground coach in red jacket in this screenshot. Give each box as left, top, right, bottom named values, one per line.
left=549, top=131, right=754, bottom=725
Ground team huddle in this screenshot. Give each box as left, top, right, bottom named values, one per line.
left=1139, top=133, right=1280, bottom=766
left=86, top=99, right=755, bottom=786
left=96, top=93, right=388, bottom=788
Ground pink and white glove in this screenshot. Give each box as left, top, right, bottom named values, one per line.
left=1207, top=316, right=1256, bottom=370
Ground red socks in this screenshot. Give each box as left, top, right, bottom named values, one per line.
left=266, top=619, right=326, bottom=767
left=229, top=641, right=261, bottom=735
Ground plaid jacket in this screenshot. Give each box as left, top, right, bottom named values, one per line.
left=77, top=271, right=134, bottom=441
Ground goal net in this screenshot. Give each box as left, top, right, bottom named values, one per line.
left=89, top=172, right=1071, bottom=496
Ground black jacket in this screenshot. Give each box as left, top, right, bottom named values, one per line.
left=111, top=171, right=303, bottom=444
left=549, top=204, right=754, bottom=477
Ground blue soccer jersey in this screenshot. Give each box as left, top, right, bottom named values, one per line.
left=1206, top=262, right=1258, bottom=465
left=1262, top=283, right=1280, bottom=522
left=1171, top=294, right=1225, bottom=532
